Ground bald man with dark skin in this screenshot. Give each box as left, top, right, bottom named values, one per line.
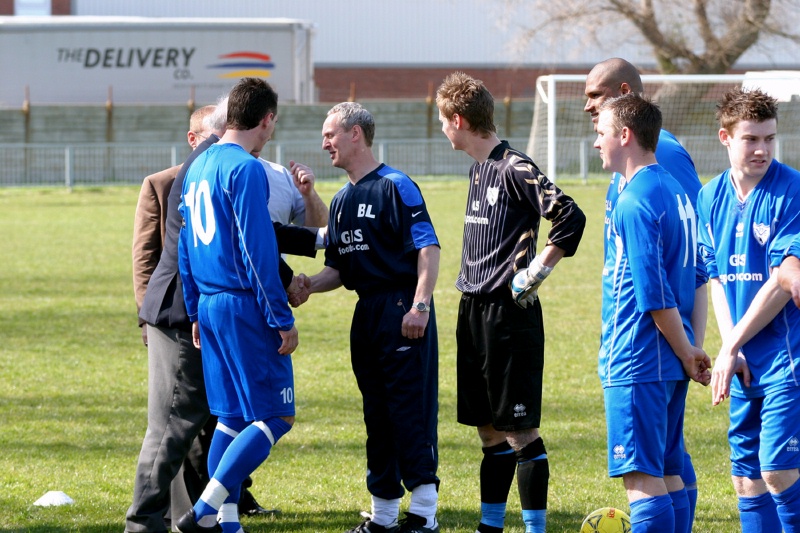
left=584, top=58, right=644, bottom=125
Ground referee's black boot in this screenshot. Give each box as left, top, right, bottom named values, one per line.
left=346, top=518, right=400, bottom=533
left=175, top=509, right=222, bottom=533
left=238, top=487, right=280, bottom=516
left=398, top=512, right=440, bottom=533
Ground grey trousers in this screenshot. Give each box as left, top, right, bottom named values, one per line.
left=125, top=324, right=210, bottom=533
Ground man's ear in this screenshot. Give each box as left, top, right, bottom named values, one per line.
left=719, top=127, right=731, bottom=146
left=619, top=82, right=632, bottom=95
left=619, top=126, right=632, bottom=146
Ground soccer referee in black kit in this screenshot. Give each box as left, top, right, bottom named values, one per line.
left=436, top=72, right=586, bottom=533
left=299, top=102, right=441, bottom=533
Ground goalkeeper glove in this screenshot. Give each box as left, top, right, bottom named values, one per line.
left=511, top=256, right=553, bottom=308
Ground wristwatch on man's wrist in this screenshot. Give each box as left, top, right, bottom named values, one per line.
left=412, top=301, right=430, bottom=312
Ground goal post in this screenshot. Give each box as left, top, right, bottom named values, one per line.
left=527, top=73, right=800, bottom=182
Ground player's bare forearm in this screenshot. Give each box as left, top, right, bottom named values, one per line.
left=290, top=160, right=330, bottom=227
left=650, top=307, right=711, bottom=385
left=413, top=245, right=440, bottom=306
left=778, top=255, right=800, bottom=308
left=308, top=266, right=343, bottom=295
left=709, top=278, right=735, bottom=340
left=401, top=245, right=440, bottom=339
left=722, top=273, right=789, bottom=356
left=691, top=285, right=708, bottom=349
left=537, top=243, right=566, bottom=269
left=302, top=190, right=329, bottom=227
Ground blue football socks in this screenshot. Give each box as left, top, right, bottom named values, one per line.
left=773, top=477, right=800, bottom=533
left=630, top=494, right=674, bottom=533
left=739, top=491, right=781, bottom=533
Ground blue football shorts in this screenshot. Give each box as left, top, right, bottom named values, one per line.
left=198, top=291, right=295, bottom=421
left=604, top=380, right=687, bottom=478
left=729, top=386, right=800, bottom=478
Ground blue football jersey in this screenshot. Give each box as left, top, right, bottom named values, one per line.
left=600, top=164, right=698, bottom=386
left=697, top=160, right=800, bottom=397
left=605, top=130, right=706, bottom=287
left=786, top=235, right=800, bottom=260
left=178, top=143, right=294, bottom=331
left=324, top=164, right=439, bottom=294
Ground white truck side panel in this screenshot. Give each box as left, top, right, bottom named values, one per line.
left=0, top=17, right=315, bottom=105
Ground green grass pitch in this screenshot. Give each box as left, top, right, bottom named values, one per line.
left=0, top=179, right=739, bottom=532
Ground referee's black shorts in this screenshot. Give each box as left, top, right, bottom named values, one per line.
left=456, top=291, right=544, bottom=431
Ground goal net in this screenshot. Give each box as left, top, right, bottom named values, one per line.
left=526, top=73, right=800, bottom=182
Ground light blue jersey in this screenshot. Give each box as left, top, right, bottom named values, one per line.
left=600, top=164, right=700, bottom=386
left=178, top=143, right=294, bottom=332
left=697, top=159, right=800, bottom=398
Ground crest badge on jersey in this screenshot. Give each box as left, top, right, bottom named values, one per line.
left=752, top=222, right=770, bottom=246
left=486, top=187, right=499, bottom=206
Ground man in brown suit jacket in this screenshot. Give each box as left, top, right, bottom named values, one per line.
left=128, top=106, right=218, bottom=533
left=132, top=108, right=213, bottom=345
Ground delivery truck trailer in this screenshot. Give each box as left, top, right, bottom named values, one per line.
left=0, top=16, right=316, bottom=105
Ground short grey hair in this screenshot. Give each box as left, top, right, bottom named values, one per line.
left=204, top=94, right=228, bottom=133
left=327, top=102, right=375, bottom=147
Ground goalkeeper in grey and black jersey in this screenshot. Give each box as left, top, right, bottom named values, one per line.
left=436, top=71, right=585, bottom=533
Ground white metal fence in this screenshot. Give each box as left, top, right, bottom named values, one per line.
left=0, top=138, right=503, bottom=187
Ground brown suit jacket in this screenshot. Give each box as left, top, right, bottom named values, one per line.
left=132, top=164, right=181, bottom=323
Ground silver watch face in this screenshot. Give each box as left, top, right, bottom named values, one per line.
left=413, top=302, right=428, bottom=311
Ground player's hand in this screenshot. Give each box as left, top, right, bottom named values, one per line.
left=141, top=323, right=149, bottom=347
left=289, top=161, right=317, bottom=196
left=789, top=278, right=800, bottom=309
left=401, top=308, right=429, bottom=339
left=711, top=349, right=751, bottom=406
left=511, top=256, right=552, bottom=308
left=191, top=321, right=201, bottom=350
left=278, top=326, right=299, bottom=355
left=679, top=345, right=712, bottom=386
left=287, top=274, right=311, bottom=307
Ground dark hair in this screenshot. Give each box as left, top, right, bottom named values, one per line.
left=327, top=102, right=375, bottom=147
left=716, top=87, right=778, bottom=132
left=226, top=78, right=278, bottom=131
left=600, top=93, right=662, bottom=153
left=435, top=71, right=496, bottom=137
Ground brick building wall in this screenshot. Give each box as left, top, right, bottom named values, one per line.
left=0, top=0, right=71, bottom=15
left=314, top=66, right=590, bottom=103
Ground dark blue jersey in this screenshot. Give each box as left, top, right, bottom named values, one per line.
left=324, top=164, right=439, bottom=295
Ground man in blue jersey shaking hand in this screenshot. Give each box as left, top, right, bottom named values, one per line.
left=176, top=78, right=299, bottom=533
